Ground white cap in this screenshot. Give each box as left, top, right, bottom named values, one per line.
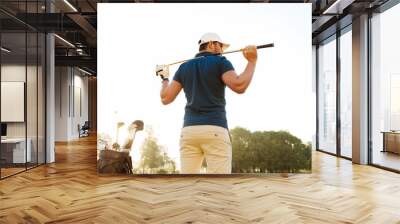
left=198, top=32, right=230, bottom=50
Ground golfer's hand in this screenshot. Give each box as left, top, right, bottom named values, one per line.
left=156, top=64, right=170, bottom=80
left=243, top=45, right=258, bottom=63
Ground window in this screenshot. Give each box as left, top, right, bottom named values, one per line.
left=318, top=36, right=337, bottom=154
left=0, top=1, right=47, bottom=179
left=371, top=3, right=400, bottom=171
left=339, top=28, right=352, bottom=158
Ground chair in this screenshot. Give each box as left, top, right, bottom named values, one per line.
left=78, top=121, right=90, bottom=138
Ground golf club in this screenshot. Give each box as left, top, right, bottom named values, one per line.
left=161, top=43, right=274, bottom=69
left=122, top=120, right=144, bottom=151
left=113, top=122, right=125, bottom=150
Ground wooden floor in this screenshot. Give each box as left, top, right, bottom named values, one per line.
left=1, top=167, right=26, bottom=178
left=1, top=164, right=44, bottom=178
left=373, top=151, right=400, bottom=171
left=1, top=135, right=400, bottom=223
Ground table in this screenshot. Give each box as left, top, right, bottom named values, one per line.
left=0, top=138, right=32, bottom=164
left=381, top=131, right=400, bottom=154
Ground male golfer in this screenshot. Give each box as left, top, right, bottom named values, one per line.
left=157, top=32, right=258, bottom=174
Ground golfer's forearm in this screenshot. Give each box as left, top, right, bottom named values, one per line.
left=160, top=81, right=169, bottom=104
left=237, top=61, right=256, bottom=92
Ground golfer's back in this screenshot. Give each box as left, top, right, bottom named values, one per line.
left=173, top=51, right=235, bottom=129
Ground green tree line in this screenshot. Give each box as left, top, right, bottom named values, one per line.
left=231, top=127, right=311, bottom=173
left=135, top=136, right=177, bottom=174
left=135, top=126, right=311, bottom=174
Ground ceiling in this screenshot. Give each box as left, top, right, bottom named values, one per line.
left=0, top=0, right=394, bottom=75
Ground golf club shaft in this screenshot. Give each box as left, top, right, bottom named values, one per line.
left=167, top=43, right=274, bottom=66
left=223, top=43, right=274, bottom=55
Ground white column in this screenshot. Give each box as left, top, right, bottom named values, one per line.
left=312, top=45, right=317, bottom=151
left=46, top=33, right=55, bottom=163
left=46, top=1, right=55, bottom=163
left=352, top=14, right=369, bottom=164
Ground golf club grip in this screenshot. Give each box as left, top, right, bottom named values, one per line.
left=256, top=43, right=274, bottom=49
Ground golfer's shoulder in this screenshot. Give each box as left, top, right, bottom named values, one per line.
left=218, top=55, right=230, bottom=62
left=180, top=55, right=229, bottom=69
left=176, top=60, right=193, bottom=73
left=204, top=55, right=231, bottom=65
left=214, top=55, right=233, bottom=68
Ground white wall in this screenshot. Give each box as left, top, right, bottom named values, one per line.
left=1, top=66, right=26, bottom=139
left=55, top=66, right=89, bottom=141
left=1, top=65, right=39, bottom=138
left=1, top=64, right=46, bottom=163
left=72, top=72, right=89, bottom=138
left=55, top=66, right=69, bottom=141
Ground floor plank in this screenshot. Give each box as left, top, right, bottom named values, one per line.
left=0, top=135, right=399, bottom=223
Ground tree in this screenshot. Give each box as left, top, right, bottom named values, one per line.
left=138, top=127, right=177, bottom=174
left=231, top=127, right=253, bottom=173
left=230, top=127, right=311, bottom=173
left=139, top=137, right=165, bottom=173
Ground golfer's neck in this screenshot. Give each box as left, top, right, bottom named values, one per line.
left=199, top=50, right=220, bottom=55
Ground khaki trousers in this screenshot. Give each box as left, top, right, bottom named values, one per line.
left=179, top=125, right=232, bottom=174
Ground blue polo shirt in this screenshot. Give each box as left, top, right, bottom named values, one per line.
left=173, top=51, right=235, bottom=129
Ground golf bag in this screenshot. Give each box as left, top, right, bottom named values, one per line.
left=97, top=120, right=144, bottom=175
left=97, top=150, right=133, bottom=174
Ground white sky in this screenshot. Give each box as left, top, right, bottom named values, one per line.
left=98, top=3, right=314, bottom=169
